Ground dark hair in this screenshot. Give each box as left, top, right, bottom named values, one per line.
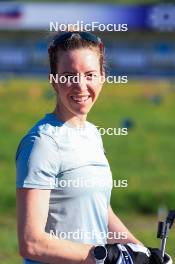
left=48, top=31, right=105, bottom=76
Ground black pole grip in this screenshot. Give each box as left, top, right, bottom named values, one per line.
left=166, top=210, right=175, bottom=229
left=157, top=221, right=166, bottom=238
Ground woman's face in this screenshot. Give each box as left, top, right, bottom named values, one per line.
left=53, top=48, right=104, bottom=119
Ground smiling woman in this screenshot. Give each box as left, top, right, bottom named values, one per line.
left=48, top=31, right=105, bottom=126
left=16, top=31, right=143, bottom=264
left=52, top=48, right=103, bottom=123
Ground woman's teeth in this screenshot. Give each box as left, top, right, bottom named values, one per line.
left=71, top=96, right=90, bottom=102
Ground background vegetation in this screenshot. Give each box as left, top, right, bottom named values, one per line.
left=0, top=78, right=175, bottom=263
left=1, top=0, right=175, bottom=262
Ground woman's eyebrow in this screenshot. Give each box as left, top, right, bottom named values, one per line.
left=60, top=70, right=98, bottom=75
left=59, top=71, right=77, bottom=75
left=85, top=70, right=98, bottom=73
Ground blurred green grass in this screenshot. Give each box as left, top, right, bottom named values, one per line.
left=0, top=78, right=175, bottom=262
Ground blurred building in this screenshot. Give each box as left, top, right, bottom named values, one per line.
left=0, top=2, right=175, bottom=77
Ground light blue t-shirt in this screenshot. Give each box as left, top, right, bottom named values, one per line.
left=16, top=113, right=113, bottom=264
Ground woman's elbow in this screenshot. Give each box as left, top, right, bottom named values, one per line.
left=19, top=235, right=41, bottom=259
left=19, top=240, right=36, bottom=259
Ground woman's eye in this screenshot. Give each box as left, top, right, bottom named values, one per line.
left=64, top=75, right=75, bottom=82
left=65, top=75, right=72, bottom=79
left=86, top=73, right=98, bottom=79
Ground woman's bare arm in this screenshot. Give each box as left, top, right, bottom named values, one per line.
left=107, top=206, right=143, bottom=245
left=16, top=188, right=95, bottom=264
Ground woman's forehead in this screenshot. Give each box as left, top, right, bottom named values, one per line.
left=57, top=48, right=100, bottom=72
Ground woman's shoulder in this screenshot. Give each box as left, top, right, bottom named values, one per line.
left=15, top=113, right=62, bottom=159
left=28, top=113, right=63, bottom=137
left=85, top=121, right=101, bottom=137
left=85, top=120, right=98, bottom=131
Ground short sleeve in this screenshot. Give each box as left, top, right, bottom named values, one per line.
left=16, top=133, right=61, bottom=189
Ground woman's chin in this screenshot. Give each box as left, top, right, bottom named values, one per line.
left=70, top=101, right=93, bottom=115
left=73, top=107, right=91, bottom=116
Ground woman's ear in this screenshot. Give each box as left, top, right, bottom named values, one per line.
left=100, top=71, right=106, bottom=84
left=102, top=70, right=106, bottom=79
left=48, top=73, right=58, bottom=93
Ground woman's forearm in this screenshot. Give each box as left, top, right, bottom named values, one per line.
left=107, top=207, right=143, bottom=245
left=21, top=231, right=95, bottom=264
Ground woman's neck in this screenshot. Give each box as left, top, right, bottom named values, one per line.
left=53, top=105, right=87, bottom=128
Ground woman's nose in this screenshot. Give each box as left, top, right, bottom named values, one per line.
left=74, top=74, right=88, bottom=92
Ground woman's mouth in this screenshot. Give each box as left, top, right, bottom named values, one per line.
left=70, top=95, right=91, bottom=103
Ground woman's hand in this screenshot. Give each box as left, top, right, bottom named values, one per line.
left=104, top=243, right=149, bottom=264
left=104, top=243, right=173, bottom=264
